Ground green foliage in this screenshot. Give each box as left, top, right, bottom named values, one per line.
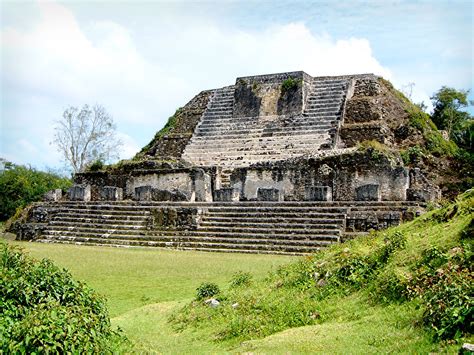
left=229, top=271, right=253, bottom=288
left=134, top=108, right=182, bottom=159
left=87, top=159, right=104, bottom=172
left=409, top=245, right=473, bottom=340
left=281, top=78, right=301, bottom=92
left=407, top=107, right=458, bottom=157
left=401, top=145, right=425, bottom=165
left=0, top=242, right=127, bottom=353
left=196, top=282, right=220, bottom=300
left=0, top=161, right=71, bottom=221
left=357, top=140, right=397, bottom=162
left=431, top=86, right=472, bottom=139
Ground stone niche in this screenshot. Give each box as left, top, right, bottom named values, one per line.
left=305, top=186, right=332, bottom=201
left=233, top=72, right=306, bottom=118
left=100, top=186, right=123, bottom=201
left=355, top=184, right=381, bottom=201
left=214, top=188, right=240, bottom=202
left=149, top=207, right=199, bottom=230
left=127, top=171, right=193, bottom=201
left=257, top=188, right=282, bottom=201
left=193, top=169, right=213, bottom=202
left=134, top=186, right=188, bottom=201
left=43, top=189, right=63, bottom=202
left=69, top=184, right=91, bottom=202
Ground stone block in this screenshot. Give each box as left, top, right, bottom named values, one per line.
left=43, top=189, right=62, bottom=202
left=152, top=189, right=188, bottom=201
left=100, top=186, right=123, bottom=201
left=355, top=184, right=380, bottom=201
left=69, top=185, right=91, bottom=201
left=257, top=188, right=281, bottom=201
left=135, top=186, right=153, bottom=201
left=305, top=186, right=332, bottom=201
left=214, top=188, right=239, bottom=202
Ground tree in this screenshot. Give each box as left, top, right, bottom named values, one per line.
left=0, top=160, right=71, bottom=220
left=53, top=104, right=122, bottom=173
left=430, top=86, right=472, bottom=139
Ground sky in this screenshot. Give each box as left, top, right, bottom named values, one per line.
left=1, top=0, right=473, bottom=172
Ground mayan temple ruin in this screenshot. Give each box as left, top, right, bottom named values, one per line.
left=15, top=71, right=440, bottom=254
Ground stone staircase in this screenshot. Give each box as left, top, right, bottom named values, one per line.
left=304, top=77, right=351, bottom=147
left=34, top=201, right=423, bottom=255
left=182, top=78, right=351, bottom=168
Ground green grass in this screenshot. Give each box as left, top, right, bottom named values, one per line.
left=6, top=243, right=291, bottom=318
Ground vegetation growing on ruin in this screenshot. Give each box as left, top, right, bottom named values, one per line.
left=357, top=140, right=400, bottom=163
left=281, top=77, right=302, bottom=92
left=171, top=190, right=473, bottom=350
left=133, top=107, right=183, bottom=160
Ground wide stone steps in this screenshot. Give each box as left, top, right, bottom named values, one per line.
left=195, top=123, right=334, bottom=135
left=33, top=201, right=360, bottom=254
left=35, top=238, right=320, bottom=255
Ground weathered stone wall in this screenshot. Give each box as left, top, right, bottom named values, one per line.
left=340, top=76, right=410, bottom=148
left=127, top=172, right=193, bottom=200
left=233, top=72, right=305, bottom=118
left=231, top=150, right=411, bottom=201
left=137, top=90, right=212, bottom=159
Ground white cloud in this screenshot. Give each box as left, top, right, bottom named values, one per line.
left=1, top=1, right=394, bottom=169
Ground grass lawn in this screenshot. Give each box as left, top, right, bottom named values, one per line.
left=3, top=236, right=293, bottom=352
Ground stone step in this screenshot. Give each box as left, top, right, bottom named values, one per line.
left=184, top=141, right=330, bottom=152
left=47, top=220, right=147, bottom=230
left=35, top=238, right=319, bottom=255
left=35, top=239, right=309, bottom=256
left=149, top=234, right=340, bottom=244
left=43, top=227, right=340, bottom=243
left=53, top=208, right=151, bottom=216
left=37, top=235, right=333, bottom=253
left=192, top=226, right=340, bottom=236
left=194, top=126, right=334, bottom=137
left=50, top=200, right=422, bottom=208
left=199, top=220, right=344, bottom=229
left=190, top=129, right=334, bottom=140
left=50, top=214, right=148, bottom=224
left=198, top=115, right=338, bottom=126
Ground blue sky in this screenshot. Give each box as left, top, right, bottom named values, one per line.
left=1, top=0, right=472, bottom=172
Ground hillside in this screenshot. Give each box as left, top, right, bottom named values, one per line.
left=171, top=189, right=473, bottom=352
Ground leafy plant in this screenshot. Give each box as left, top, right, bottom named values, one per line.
left=229, top=271, right=253, bottom=288
left=0, top=242, right=127, bottom=352
left=281, top=78, right=301, bottom=92
left=196, top=282, right=220, bottom=300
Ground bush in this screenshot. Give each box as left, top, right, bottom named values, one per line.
left=409, top=246, right=473, bottom=340
left=88, top=159, right=104, bottom=171
left=0, top=161, right=71, bottom=221
left=229, top=271, right=253, bottom=288
left=196, top=282, right=220, bottom=300
left=0, top=242, right=127, bottom=352
left=281, top=78, right=301, bottom=92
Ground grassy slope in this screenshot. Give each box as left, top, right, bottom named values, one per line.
left=171, top=191, right=473, bottom=353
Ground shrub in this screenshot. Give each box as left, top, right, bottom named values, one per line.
left=88, top=159, right=104, bottom=171
left=229, top=271, right=253, bottom=288
left=281, top=78, right=301, bottom=92
left=0, top=162, right=72, bottom=221
left=0, top=242, right=127, bottom=352
left=196, top=282, right=220, bottom=300
left=411, top=249, right=473, bottom=340
left=401, top=145, right=425, bottom=165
